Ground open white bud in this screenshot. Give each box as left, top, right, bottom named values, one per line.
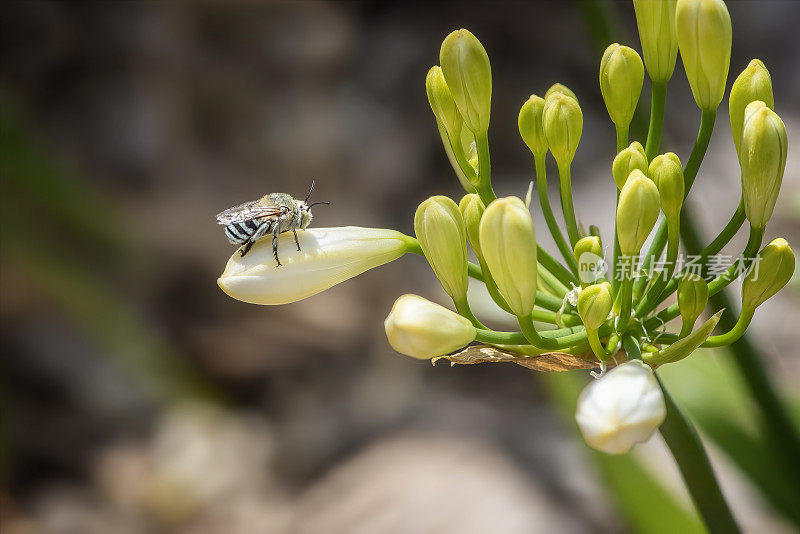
left=218, top=227, right=409, bottom=305
left=575, top=361, right=666, bottom=454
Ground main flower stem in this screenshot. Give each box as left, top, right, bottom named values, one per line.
left=535, top=154, right=580, bottom=276
left=679, top=209, right=800, bottom=490
left=657, top=376, right=741, bottom=534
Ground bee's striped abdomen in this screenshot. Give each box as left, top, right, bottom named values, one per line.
left=224, top=219, right=264, bottom=244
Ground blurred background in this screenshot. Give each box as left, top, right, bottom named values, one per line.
left=1, top=1, right=799, bottom=532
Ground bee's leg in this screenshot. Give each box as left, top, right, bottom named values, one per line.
left=272, top=229, right=282, bottom=267
left=240, top=240, right=254, bottom=257
left=293, top=228, right=301, bottom=251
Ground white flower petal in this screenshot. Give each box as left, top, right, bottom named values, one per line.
left=218, top=227, right=408, bottom=305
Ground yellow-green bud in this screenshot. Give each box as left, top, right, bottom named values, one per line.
left=617, top=170, right=661, bottom=256
left=740, top=101, right=787, bottom=230
left=676, top=0, right=732, bottom=111
left=414, top=196, right=469, bottom=302
left=649, top=152, right=685, bottom=219
left=633, top=0, right=678, bottom=83
left=599, top=44, right=644, bottom=129
left=574, top=236, right=605, bottom=285
left=612, top=141, right=648, bottom=190
left=742, top=238, right=795, bottom=310
left=518, top=95, right=548, bottom=157
left=479, top=197, right=538, bottom=317
left=577, top=283, right=613, bottom=330
left=730, top=59, right=774, bottom=159
left=459, top=193, right=486, bottom=260
left=384, top=294, right=476, bottom=359
left=544, top=83, right=577, bottom=102
left=677, top=273, right=708, bottom=326
left=543, top=92, right=583, bottom=168
left=426, top=66, right=462, bottom=143
left=440, top=29, right=492, bottom=134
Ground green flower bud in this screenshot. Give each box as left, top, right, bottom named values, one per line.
left=544, top=83, right=577, bottom=102
left=385, top=294, right=476, bottom=359
left=740, top=101, right=787, bottom=230
left=616, top=170, right=661, bottom=256
left=426, top=66, right=462, bottom=143
left=649, top=152, right=684, bottom=219
left=459, top=193, right=486, bottom=260
left=742, top=238, right=795, bottom=310
left=612, top=141, right=648, bottom=190
left=633, top=0, right=678, bottom=83
left=415, top=196, right=469, bottom=302
left=577, top=283, right=613, bottom=330
left=676, top=0, right=732, bottom=111
left=479, top=197, right=538, bottom=317
left=574, top=236, right=605, bottom=285
left=677, top=273, right=708, bottom=326
left=599, top=44, right=645, bottom=129
left=440, top=29, right=492, bottom=134
left=518, top=94, right=548, bottom=157
left=543, top=92, right=583, bottom=167
left=729, top=59, right=774, bottom=159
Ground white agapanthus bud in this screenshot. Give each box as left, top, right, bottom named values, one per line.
left=218, top=227, right=409, bottom=305
left=384, top=294, right=476, bottom=359
left=575, top=361, right=666, bottom=454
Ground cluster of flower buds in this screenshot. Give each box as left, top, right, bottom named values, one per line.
left=219, top=0, right=793, bottom=457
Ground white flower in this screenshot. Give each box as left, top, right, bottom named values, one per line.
left=575, top=360, right=666, bottom=454
left=384, top=294, right=476, bottom=359
left=218, top=227, right=409, bottom=305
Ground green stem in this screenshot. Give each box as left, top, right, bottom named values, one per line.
left=454, top=297, right=486, bottom=330
left=702, top=308, right=754, bottom=347
left=611, top=189, right=621, bottom=295
left=611, top=126, right=627, bottom=295
left=538, top=263, right=570, bottom=297
left=657, top=377, right=741, bottom=533
left=616, top=125, right=628, bottom=153
left=635, top=109, right=717, bottom=297
left=538, top=244, right=580, bottom=287
left=518, top=313, right=588, bottom=350
left=635, top=216, right=680, bottom=317
left=652, top=198, right=746, bottom=307
left=477, top=256, right=514, bottom=315
left=645, top=82, right=667, bottom=161
left=587, top=329, right=610, bottom=361
left=448, top=128, right=480, bottom=191
left=535, top=154, right=580, bottom=275
left=616, top=277, right=634, bottom=334
left=475, top=324, right=586, bottom=346
left=557, top=162, right=581, bottom=247
left=475, top=130, right=497, bottom=205
left=646, top=225, right=764, bottom=328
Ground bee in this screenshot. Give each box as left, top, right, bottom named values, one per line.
left=216, top=181, right=329, bottom=266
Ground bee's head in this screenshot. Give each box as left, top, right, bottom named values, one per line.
left=300, top=180, right=329, bottom=228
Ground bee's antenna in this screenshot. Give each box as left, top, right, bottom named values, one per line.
left=304, top=180, right=316, bottom=203
left=307, top=201, right=330, bottom=209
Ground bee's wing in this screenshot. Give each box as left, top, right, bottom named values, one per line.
left=216, top=201, right=283, bottom=224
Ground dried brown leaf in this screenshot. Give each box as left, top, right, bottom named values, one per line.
left=432, top=344, right=621, bottom=372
